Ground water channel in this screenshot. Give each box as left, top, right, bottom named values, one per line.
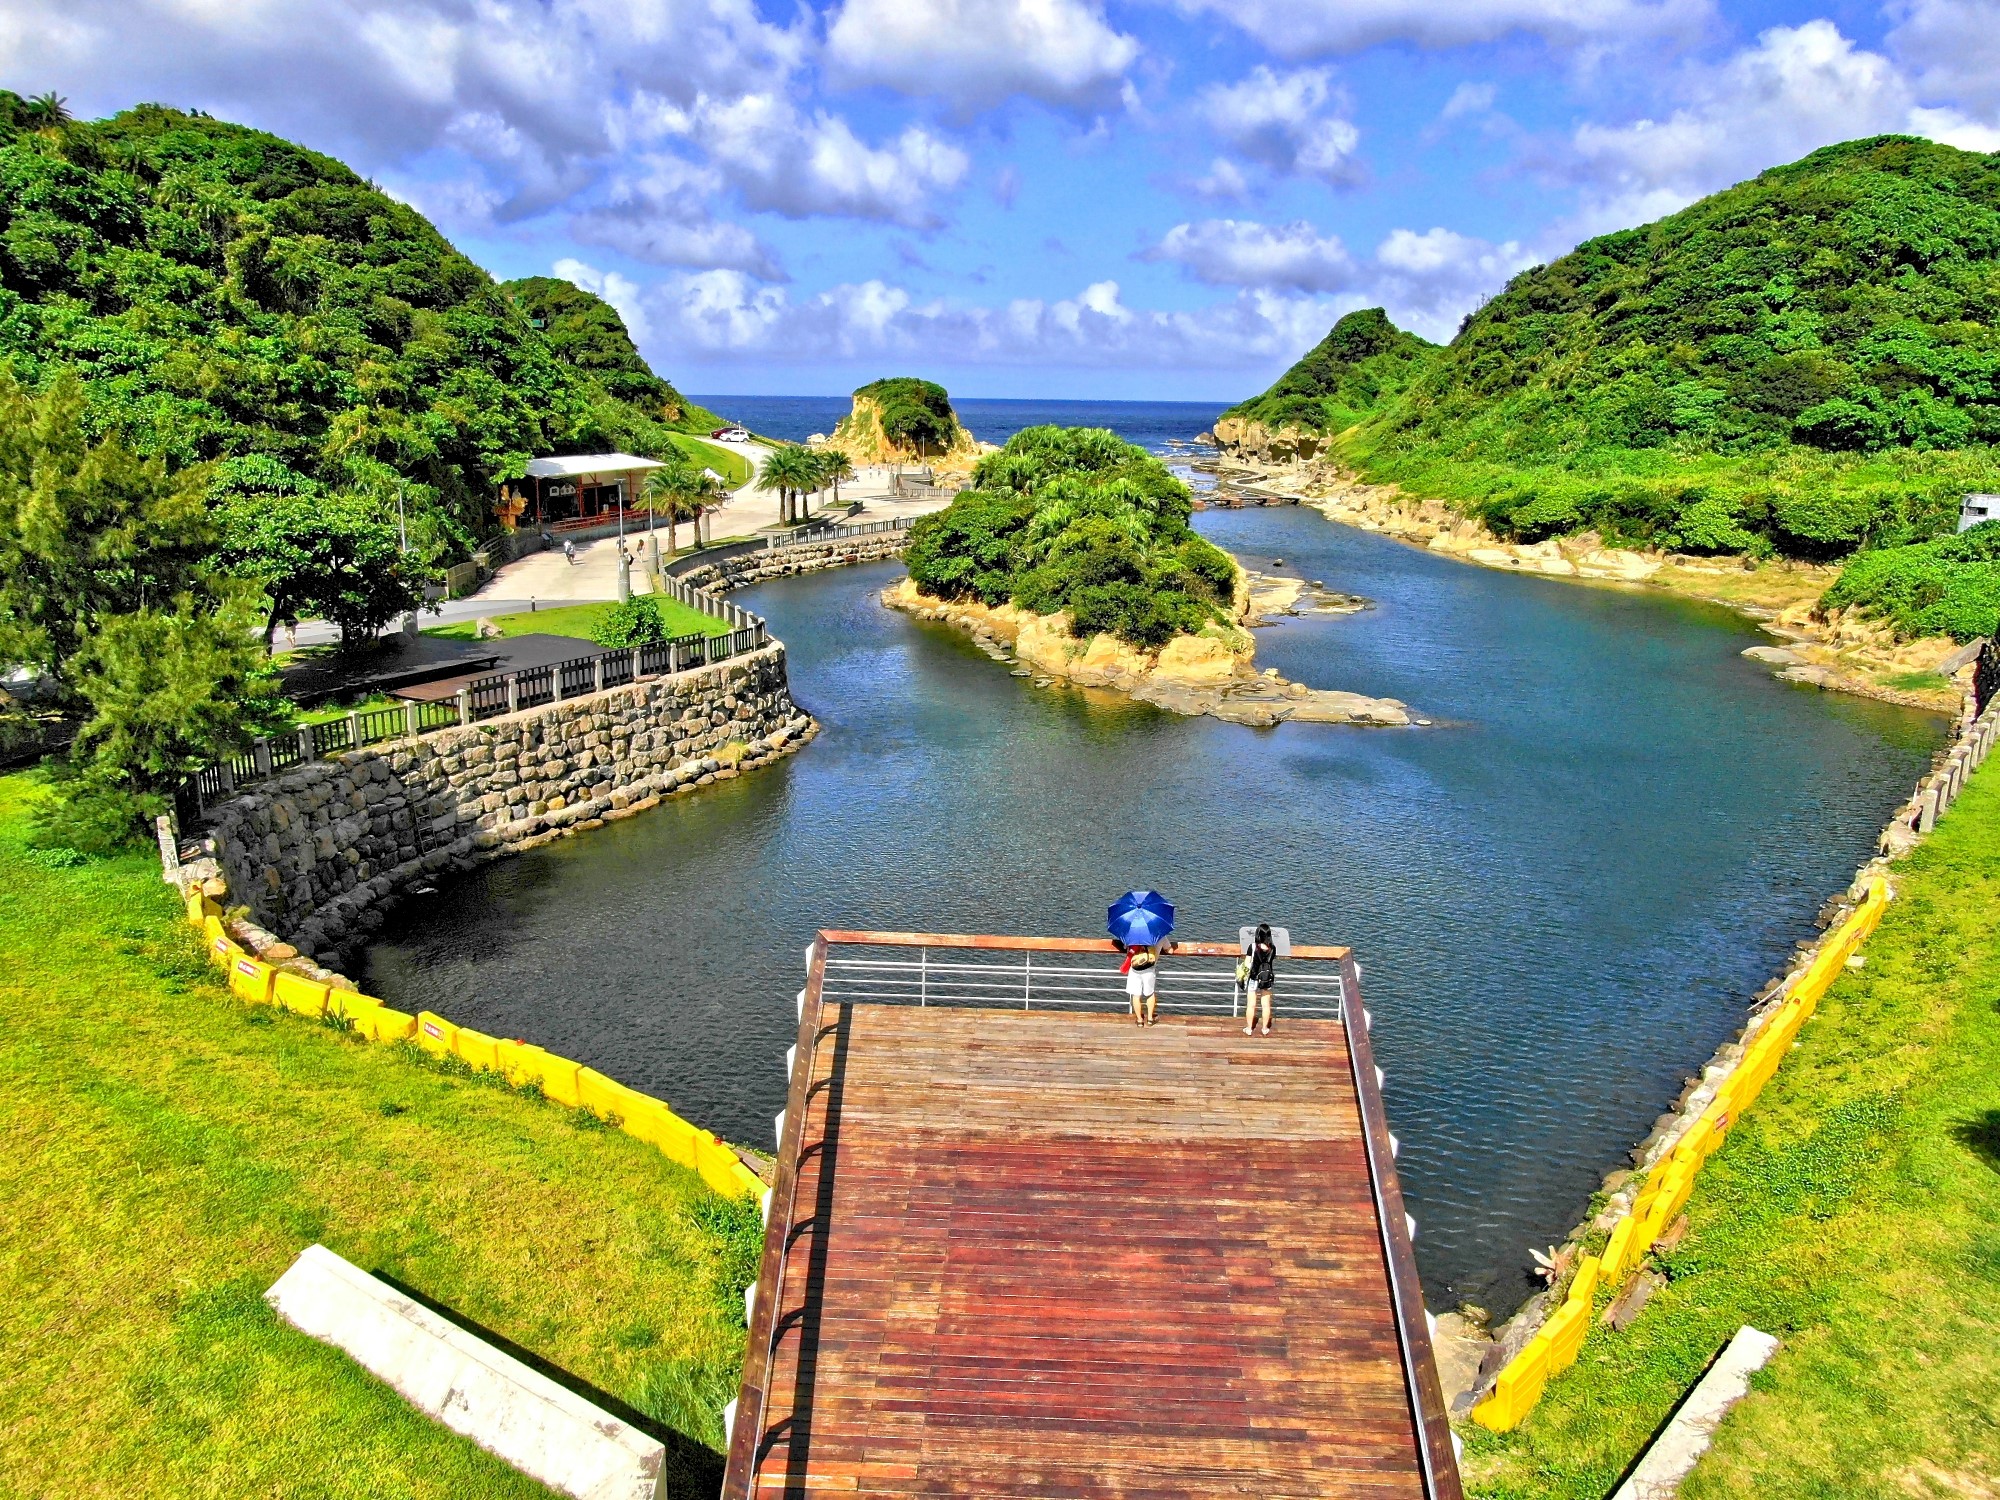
left=362, top=504, right=1942, bottom=1313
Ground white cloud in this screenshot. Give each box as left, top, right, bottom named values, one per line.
left=573, top=260, right=1346, bottom=369
left=1557, top=22, right=1915, bottom=229
left=1145, top=219, right=1357, bottom=293
left=1908, top=106, right=2000, bottom=154
left=1372, top=227, right=1536, bottom=336
left=1190, top=157, right=1255, bottom=202
left=1887, top=0, right=2000, bottom=120
left=656, top=92, right=971, bottom=226
left=1199, top=66, right=1364, bottom=188
left=1174, top=0, right=1713, bottom=59
left=1146, top=219, right=1535, bottom=340
left=823, top=0, right=1140, bottom=111
left=569, top=153, right=783, bottom=279
left=1438, top=81, right=1498, bottom=122
left=0, top=0, right=805, bottom=220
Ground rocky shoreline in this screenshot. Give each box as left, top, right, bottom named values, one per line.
left=1203, top=452, right=1970, bottom=715
left=881, top=576, right=1416, bottom=728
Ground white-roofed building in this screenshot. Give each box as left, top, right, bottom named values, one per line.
left=501, top=453, right=668, bottom=531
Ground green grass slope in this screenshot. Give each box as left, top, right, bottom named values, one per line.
left=1328, top=137, right=2000, bottom=581
left=0, top=772, right=754, bottom=1496
left=0, top=95, right=723, bottom=548
left=1465, top=752, right=2000, bottom=1498
left=1221, top=307, right=1436, bottom=436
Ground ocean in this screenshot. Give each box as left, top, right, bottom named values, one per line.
left=689, top=395, right=1225, bottom=457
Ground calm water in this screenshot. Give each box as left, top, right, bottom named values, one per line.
left=362, top=501, right=1941, bottom=1313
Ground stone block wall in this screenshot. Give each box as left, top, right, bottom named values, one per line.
left=677, top=533, right=906, bottom=593
left=209, top=645, right=809, bottom=963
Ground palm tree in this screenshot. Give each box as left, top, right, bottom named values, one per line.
left=23, top=92, right=71, bottom=133
left=644, top=459, right=713, bottom=555
left=818, top=450, right=855, bottom=509
left=756, top=445, right=817, bottom=526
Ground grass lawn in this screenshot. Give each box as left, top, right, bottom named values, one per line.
left=424, top=598, right=729, bottom=644
left=0, top=773, right=754, bottom=1498
left=666, top=433, right=753, bottom=489
left=1465, top=753, right=2000, bottom=1498
left=296, top=693, right=402, bottom=726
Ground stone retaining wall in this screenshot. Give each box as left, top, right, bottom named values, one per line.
left=676, top=533, right=906, bottom=593
left=209, top=645, right=810, bottom=964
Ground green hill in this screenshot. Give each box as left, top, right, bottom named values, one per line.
left=1221, top=307, right=1435, bottom=436
left=1340, top=137, right=2000, bottom=568
left=0, top=98, right=714, bottom=548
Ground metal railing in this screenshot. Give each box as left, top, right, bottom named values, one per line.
left=817, top=937, right=1345, bottom=1016
left=762, top=515, right=914, bottom=549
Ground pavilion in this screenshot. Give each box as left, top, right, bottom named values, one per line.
left=500, top=453, right=667, bottom=530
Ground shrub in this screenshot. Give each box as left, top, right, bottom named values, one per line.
left=590, top=596, right=669, bottom=648
left=1822, top=520, right=2000, bottom=639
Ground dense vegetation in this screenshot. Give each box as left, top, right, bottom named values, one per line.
left=843, top=376, right=964, bottom=453
left=905, top=425, right=1238, bottom=647
left=1221, top=307, right=1434, bottom=435
left=1354, top=138, right=2000, bottom=562
left=1228, top=138, right=2000, bottom=631
left=0, top=97, right=720, bottom=551
left=0, top=94, right=742, bottom=842
left=1822, top=518, right=2000, bottom=639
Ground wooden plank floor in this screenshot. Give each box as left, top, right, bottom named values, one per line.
left=747, top=1006, right=1428, bottom=1499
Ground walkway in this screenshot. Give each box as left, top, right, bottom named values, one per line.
left=726, top=934, right=1461, bottom=1500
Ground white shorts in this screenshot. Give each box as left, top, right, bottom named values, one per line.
left=1126, top=967, right=1157, bottom=998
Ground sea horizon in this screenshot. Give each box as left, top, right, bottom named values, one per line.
left=690, top=394, right=1227, bottom=453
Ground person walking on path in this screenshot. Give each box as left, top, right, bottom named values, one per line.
left=1242, top=922, right=1277, bottom=1036
left=563, top=539, right=577, bottom=566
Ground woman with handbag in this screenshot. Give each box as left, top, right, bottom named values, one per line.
left=1242, top=923, right=1277, bottom=1036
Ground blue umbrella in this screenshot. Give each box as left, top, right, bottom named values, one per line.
left=1107, top=889, right=1175, bottom=948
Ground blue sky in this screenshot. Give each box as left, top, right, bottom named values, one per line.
left=6, top=0, right=1998, bottom=399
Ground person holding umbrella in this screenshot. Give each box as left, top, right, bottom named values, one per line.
left=1108, top=890, right=1175, bottom=1027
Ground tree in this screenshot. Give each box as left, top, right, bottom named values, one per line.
left=0, top=369, right=214, bottom=697
left=219, top=491, right=427, bottom=649
left=757, top=445, right=819, bottom=526
left=55, top=584, right=288, bottom=849
left=818, top=449, right=855, bottom=507
left=644, top=458, right=721, bottom=554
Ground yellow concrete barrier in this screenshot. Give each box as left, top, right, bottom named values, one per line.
left=1545, top=1295, right=1590, bottom=1374
left=274, top=971, right=330, bottom=1018
left=1475, top=876, right=1897, bottom=1433
left=452, top=1026, right=501, bottom=1073
left=352, top=1004, right=418, bottom=1044
left=191, top=882, right=760, bottom=1200
left=415, top=1011, right=458, bottom=1059
left=623, top=1098, right=699, bottom=1159
left=577, top=1068, right=639, bottom=1124
left=228, top=954, right=276, bottom=1005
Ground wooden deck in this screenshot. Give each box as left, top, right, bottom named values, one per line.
left=725, top=937, right=1461, bottom=1499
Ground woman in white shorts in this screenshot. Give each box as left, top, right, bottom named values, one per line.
left=1125, top=941, right=1163, bottom=1026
